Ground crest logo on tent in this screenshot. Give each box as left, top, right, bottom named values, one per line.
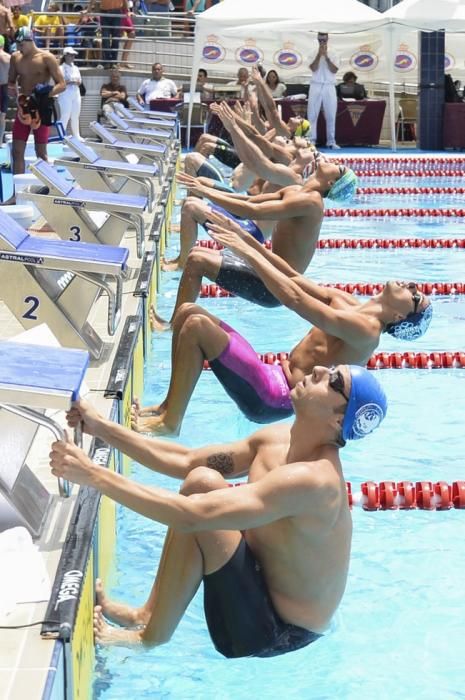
left=347, top=103, right=366, bottom=127
left=236, top=41, right=263, bottom=65
left=274, top=43, right=302, bottom=70
left=202, top=36, right=225, bottom=63
left=351, top=46, right=378, bottom=72
left=445, top=53, right=454, bottom=70
left=395, top=45, right=416, bottom=72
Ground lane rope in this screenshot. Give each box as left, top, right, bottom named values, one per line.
left=197, top=238, right=465, bottom=251
left=203, top=350, right=465, bottom=371
left=199, top=281, right=465, bottom=297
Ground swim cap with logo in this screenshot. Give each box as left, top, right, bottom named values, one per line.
left=385, top=302, right=433, bottom=341
left=326, top=167, right=358, bottom=203
left=16, top=27, right=34, bottom=42
left=342, top=365, right=387, bottom=441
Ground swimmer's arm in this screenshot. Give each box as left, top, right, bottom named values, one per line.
left=81, top=460, right=332, bottom=532
left=227, top=123, right=297, bottom=185
left=67, top=400, right=256, bottom=480
left=200, top=187, right=309, bottom=220
left=46, top=53, right=66, bottom=96
left=53, top=448, right=334, bottom=530
left=254, top=75, right=290, bottom=138
left=7, top=55, right=18, bottom=95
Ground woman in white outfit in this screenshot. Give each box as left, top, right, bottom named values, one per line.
left=57, top=47, right=82, bottom=139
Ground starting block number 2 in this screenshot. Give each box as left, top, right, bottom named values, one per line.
left=23, top=295, right=40, bottom=320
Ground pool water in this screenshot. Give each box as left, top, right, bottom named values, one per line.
left=93, top=184, right=465, bottom=700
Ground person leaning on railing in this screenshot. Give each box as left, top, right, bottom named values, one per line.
left=32, top=3, right=65, bottom=53
left=86, top=0, right=127, bottom=68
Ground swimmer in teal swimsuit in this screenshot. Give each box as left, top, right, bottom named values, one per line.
left=50, top=365, right=387, bottom=653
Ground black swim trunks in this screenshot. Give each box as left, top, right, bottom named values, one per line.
left=203, top=538, right=322, bottom=658
left=215, top=249, right=281, bottom=308
left=213, top=143, right=241, bottom=170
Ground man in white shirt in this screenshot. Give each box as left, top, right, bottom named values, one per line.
left=136, top=62, right=179, bottom=105
left=307, top=32, right=340, bottom=149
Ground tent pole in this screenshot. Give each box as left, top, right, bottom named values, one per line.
left=387, top=20, right=397, bottom=152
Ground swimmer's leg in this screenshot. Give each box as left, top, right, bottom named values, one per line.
left=152, top=248, right=222, bottom=331
left=162, top=197, right=211, bottom=271
left=94, top=468, right=240, bottom=647
left=132, top=304, right=229, bottom=434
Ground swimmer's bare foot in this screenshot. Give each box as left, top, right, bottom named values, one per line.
left=161, top=257, right=183, bottom=272
left=95, top=578, right=148, bottom=627
left=149, top=305, right=171, bottom=332
left=131, top=411, right=179, bottom=435
left=170, top=223, right=181, bottom=233
left=93, top=605, right=144, bottom=646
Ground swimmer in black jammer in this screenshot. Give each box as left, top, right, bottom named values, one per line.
left=50, top=364, right=387, bottom=654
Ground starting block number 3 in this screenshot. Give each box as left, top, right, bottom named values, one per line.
left=69, top=226, right=81, bottom=242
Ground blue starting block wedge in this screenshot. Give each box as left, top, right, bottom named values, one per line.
left=0, top=341, right=89, bottom=410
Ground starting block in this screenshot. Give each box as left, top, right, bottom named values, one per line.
left=0, top=208, right=128, bottom=359
left=54, top=136, right=160, bottom=211
left=114, top=102, right=177, bottom=134
left=26, top=159, right=147, bottom=257
left=0, top=337, right=89, bottom=534
left=90, top=121, right=169, bottom=176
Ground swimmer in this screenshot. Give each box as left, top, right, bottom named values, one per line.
left=50, top=365, right=387, bottom=653
left=135, top=227, right=430, bottom=433
left=153, top=155, right=356, bottom=329
left=8, top=28, right=65, bottom=176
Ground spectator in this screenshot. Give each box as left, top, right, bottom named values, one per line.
left=0, top=36, right=9, bottom=144
left=99, top=67, right=128, bottom=117
left=11, top=6, right=29, bottom=34
left=336, top=71, right=367, bottom=100
left=33, top=3, right=65, bottom=52
left=136, top=62, right=179, bottom=105
left=195, top=67, right=212, bottom=100
left=119, top=0, right=135, bottom=68
left=227, top=67, right=251, bottom=99
left=57, top=46, right=82, bottom=138
left=86, top=0, right=127, bottom=68
left=265, top=69, right=286, bottom=99
left=0, top=3, right=14, bottom=50
left=144, top=0, right=171, bottom=38
left=73, top=5, right=102, bottom=67
left=183, top=0, right=206, bottom=35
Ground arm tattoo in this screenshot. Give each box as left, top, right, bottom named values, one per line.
left=206, top=452, right=235, bottom=475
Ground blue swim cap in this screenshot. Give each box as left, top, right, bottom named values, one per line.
left=385, top=302, right=432, bottom=341
left=342, top=366, right=387, bottom=441
left=326, top=168, right=358, bottom=203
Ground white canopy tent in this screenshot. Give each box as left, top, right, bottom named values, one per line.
left=187, top=0, right=465, bottom=149
left=383, top=0, right=465, bottom=30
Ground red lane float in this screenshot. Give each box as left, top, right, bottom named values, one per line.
left=234, top=480, right=465, bottom=509
left=197, top=238, right=465, bottom=251
left=357, top=186, right=465, bottom=195
left=203, top=351, right=465, bottom=371
left=348, top=481, right=465, bottom=510
left=200, top=282, right=465, bottom=298
left=325, top=208, right=465, bottom=217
